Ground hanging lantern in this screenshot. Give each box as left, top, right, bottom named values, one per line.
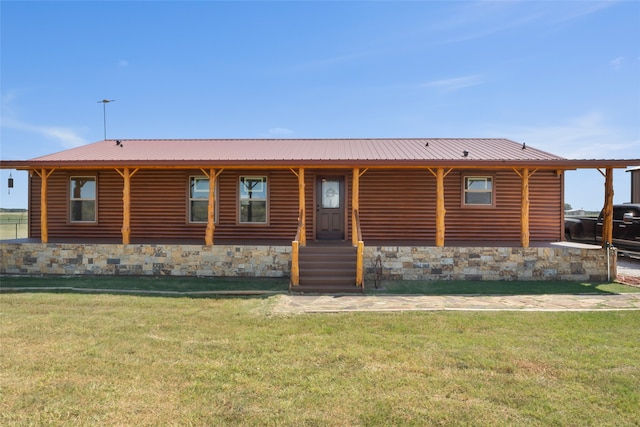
left=8, top=172, right=13, bottom=195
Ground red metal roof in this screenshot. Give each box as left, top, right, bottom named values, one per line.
left=32, top=138, right=560, bottom=162
left=2, top=138, right=637, bottom=169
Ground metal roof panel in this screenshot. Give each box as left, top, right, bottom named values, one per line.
left=28, top=138, right=565, bottom=163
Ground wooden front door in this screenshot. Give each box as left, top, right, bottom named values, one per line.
left=316, top=176, right=345, bottom=240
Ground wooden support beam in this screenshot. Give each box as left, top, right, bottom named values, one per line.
left=39, top=169, right=49, bottom=243
left=298, top=168, right=306, bottom=246
left=602, top=167, right=614, bottom=248
left=122, top=168, right=132, bottom=244
left=352, top=168, right=360, bottom=246
left=427, top=168, right=451, bottom=247
left=198, top=168, right=223, bottom=246
left=520, top=168, right=530, bottom=248
left=33, top=169, right=56, bottom=243
left=116, top=168, right=139, bottom=245
left=205, top=168, right=217, bottom=246
left=435, top=168, right=446, bottom=247
left=40, top=169, right=48, bottom=244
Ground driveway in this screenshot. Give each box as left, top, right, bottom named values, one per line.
left=617, top=255, right=640, bottom=286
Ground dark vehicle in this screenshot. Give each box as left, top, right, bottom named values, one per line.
left=565, top=204, right=640, bottom=254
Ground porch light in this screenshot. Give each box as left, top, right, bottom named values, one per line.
left=7, top=172, right=13, bottom=194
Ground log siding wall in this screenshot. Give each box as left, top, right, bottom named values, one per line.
left=28, top=168, right=563, bottom=243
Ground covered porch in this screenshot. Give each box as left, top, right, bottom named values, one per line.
left=2, top=138, right=634, bottom=292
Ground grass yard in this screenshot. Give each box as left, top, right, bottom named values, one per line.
left=2, top=275, right=638, bottom=295
left=1, top=293, right=639, bottom=426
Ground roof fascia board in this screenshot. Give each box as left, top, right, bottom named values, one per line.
left=1, top=159, right=639, bottom=170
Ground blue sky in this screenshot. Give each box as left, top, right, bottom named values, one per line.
left=1, top=0, right=639, bottom=210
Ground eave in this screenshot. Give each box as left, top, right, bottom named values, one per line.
left=1, top=158, right=638, bottom=171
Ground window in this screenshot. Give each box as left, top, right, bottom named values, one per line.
left=70, top=176, right=96, bottom=222
left=463, top=176, right=493, bottom=206
left=189, top=176, right=216, bottom=223
left=239, top=176, right=267, bottom=223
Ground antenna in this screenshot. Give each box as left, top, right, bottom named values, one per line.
left=98, top=99, right=115, bottom=140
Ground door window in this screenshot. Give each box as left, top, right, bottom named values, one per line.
left=321, top=179, right=341, bottom=208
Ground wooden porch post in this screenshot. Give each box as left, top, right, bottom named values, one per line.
left=205, top=168, right=216, bottom=246
left=298, top=168, right=306, bottom=246
left=435, top=168, right=446, bottom=247
left=428, top=167, right=451, bottom=247
left=37, top=169, right=51, bottom=243
left=513, top=168, right=537, bottom=248
left=352, top=168, right=360, bottom=246
left=200, top=168, right=222, bottom=246
left=116, top=168, right=138, bottom=245
left=33, top=168, right=56, bottom=243
left=521, top=168, right=530, bottom=248
left=602, top=167, right=614, bottom=248
left=122, top=168, right=132, bottom=244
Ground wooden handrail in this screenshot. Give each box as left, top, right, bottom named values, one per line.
left=354, top=209, right=364, bottom=288
left=291, top=209, right=305, bottom=287
left=354, top=209, right=364, bottom=243
left=291, top=241, right=300, bottom=286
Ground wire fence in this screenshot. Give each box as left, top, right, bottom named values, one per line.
left=0, top=218, right=29, bottom=240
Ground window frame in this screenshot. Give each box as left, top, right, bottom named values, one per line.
left=188, top=175, right=218, bottom=224
left=462, top=175, right=495, bottom=208
left=238, top=175, right=269, bottom=225
left=69, top=175, right=98, bottom=223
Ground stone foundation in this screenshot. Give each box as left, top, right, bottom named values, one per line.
left=0, top=242, right=616, bottom=282
left=0, top=243, right=291, bottom=278
left=364, top=245, right=616, bottom=282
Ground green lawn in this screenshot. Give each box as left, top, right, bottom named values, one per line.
left=0, top=275, right=289, bottom=294
left=1, top=293, right=639, bottom=425
left=1, top=274, right=638, bottom=295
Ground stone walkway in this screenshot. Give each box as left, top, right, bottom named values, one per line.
left=272, top=256, right=640, bottom=314
left=271, top=293, right=640, bottom=314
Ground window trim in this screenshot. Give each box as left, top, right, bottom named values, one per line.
left=69, top=175, right=98, bottom=223
left=238, top=175, right=269, bottom=225
left=462, top=175, right=495, bottom=208
left=188, top=175, right=218, bottom=224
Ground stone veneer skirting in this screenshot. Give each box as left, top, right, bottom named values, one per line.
left=366, top=245, right=616, bottom=282
left=0, top=242, right=616, bottom=282
left=0, top=243, right=292, bottom=278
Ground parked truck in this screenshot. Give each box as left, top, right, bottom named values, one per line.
left=565, top=204, right=640, bottom=254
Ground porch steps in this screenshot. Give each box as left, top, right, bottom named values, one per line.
left=290, top=245, right=363, bottom=294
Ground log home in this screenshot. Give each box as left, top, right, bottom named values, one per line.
left=1, top=138, right=637, bottom=292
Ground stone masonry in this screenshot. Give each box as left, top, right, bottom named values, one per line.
left=364, top=245, right=616, bottom=282
left=1, top=243, right=291, bottom=278
left=1, top=242, right=615, bottom=282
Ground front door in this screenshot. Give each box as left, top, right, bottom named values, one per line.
left=316, top=176, right=345, bottom=240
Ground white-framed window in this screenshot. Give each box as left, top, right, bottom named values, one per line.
left=239, top=176, right=267, bottom=224
left=70, top=176, right=97, bottom=222
left=463, top=176, right=494, bottom=206
left=189, top=176, right=216, bottom=223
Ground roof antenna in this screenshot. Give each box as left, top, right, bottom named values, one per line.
left=98, top=99, right=115, bottom=140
